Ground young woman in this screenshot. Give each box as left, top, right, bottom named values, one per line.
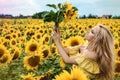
left=52, top=24, right=114, bottom=80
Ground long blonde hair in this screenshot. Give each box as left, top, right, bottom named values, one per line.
left=87, top=24, right=114, bottom=80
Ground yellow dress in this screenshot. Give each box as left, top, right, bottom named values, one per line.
left=68, top=46, right=100, bottom=79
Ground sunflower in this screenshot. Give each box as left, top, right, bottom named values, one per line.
left=64, top=2, right=78, bottom=21
left=0, top=44, right=8, bottom=59
left=9, top=28, right=15, bottom=33
left=115, top=47, right=120, bottom=58
left=25, top=29, right=31, bottom=37
left=11, top=48, right=21, bottom=61
left=61, top=39, right=67, bottom=47
left=36, top=71, right=51, bottom=80
left=70, top=67, right=88, bottom=80
left=2, top=39, right=10, bottom=47
left=11, top=33, right=18, bottom=39
left=114, top=61, right=120, bottom=74
left=65, top=36, right=85, bottom=47
left=35, top=33, right=41, bottom=40
left=114, top=39, right=119, bottom=49
left=21, top=73, right=35, bottom=80
left=0, top=53, right=11, bottom=66
left=59, top=57, right=66, bottom=68
left=41, top=45, right=51, bottom=59
left=39, top=29, right=44, bottom=34
left=19, top=36, right=26, bottom=43
left=41, top=34, right=50, bottom=45
left=5, top=34, right=11, bottom=40
left=16, top=30, right=22, bottom=37
left=64, top=2, right=74, bottom=19
left=51, top=44, right=58, bottom=54
left=23, top=54, right=43, bottom=70
left=10, top=38, right=17, bottom=47
left=25, top=39, right=40, bottom=55
left=54, top=70, right=71, bottom=80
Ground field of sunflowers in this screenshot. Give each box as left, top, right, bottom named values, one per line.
left=0, top=19, right=120, bottom=80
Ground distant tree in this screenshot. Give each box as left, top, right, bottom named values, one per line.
left=87, top=14, right=98, bottom=18
left=108, top=15, right=112, bottom=18
left=88, top=14, right=93, bottom=18
left=79, top=15, right=87, bottom=19
left=113, top=15, right=120, bottom=19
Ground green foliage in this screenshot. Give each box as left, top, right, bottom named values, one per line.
left=46, top=4, right=57, bottom=9
left=32, top=11, right=49, bottom=19
left=0, top=50, right=71, bottom=80
left=44, top=3, right=66, bottom=24
left=0, top=51, right=28, bottom=80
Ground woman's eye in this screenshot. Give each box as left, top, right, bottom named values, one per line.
left=91, top=30, right=94, bottom=34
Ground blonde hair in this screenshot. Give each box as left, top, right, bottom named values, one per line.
left=87, top=24, right=114, bottom=80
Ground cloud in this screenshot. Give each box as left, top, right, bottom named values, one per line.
left=0, top=0, right=41, bottom=16
left=0, top=0, right=120, bottom=16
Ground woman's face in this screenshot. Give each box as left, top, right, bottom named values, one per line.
left=84, top=26, right=100, bottom=41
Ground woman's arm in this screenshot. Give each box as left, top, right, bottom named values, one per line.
left=63, top=47, right=69, bottom=54
left=52, top=31, right=77, bottom=64
left=55, top=41, right=76, bottom=64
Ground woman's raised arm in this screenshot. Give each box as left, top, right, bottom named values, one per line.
left=52, top=31, right=77, bottom=64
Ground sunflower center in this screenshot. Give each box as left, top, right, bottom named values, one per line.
left=29, top=44, right=37, bottom=52
left=0, top=56, right=8, bottom=63
left=115, top=44, right=118, bottom=49
left=66, top=10, right=71, bottom=17
left=115, top=62, right=120, bottom=73
left=12, top=51, right=19, bottom=60
left=27, top=32, right=30, bottom=36
left=118, top=50, right=120, bottom=57
left=51, top=47, right=56, bottom=53
left=81, top=30, right=84, bottom=33
left=10, top=30, right=14, bottom=33
left=45, top=37, right=49, bottom=42
left=0, top=49, right=4, bottom=58
left=28, top=56, right=40, bottom=67
left=11, top=40, right=16, bottom=45
left=3, top=42, right=9, bottom=46
left=71, top=41, right=79, bottom=46
left=5, top=35, right=11, bottom=40
left=18, top=33, right=21, bottom=37
left=13, top=35, right=16, bottom=38
left=37, top=35, right=40, bottom=39
left=40, top=74, right=49, bottom=80
left=72, top=79, right=78, bottom=80
left=25, top=78, right=31, bottom=80
left=39, top=30, right=43, bottom=33
left=43, top=50, right=49, bottom=58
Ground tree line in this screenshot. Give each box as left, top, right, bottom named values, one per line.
left=0, top=11, right=120, bottom=19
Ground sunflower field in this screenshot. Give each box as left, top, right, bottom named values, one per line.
left=0, top=18, right=120, bottom=80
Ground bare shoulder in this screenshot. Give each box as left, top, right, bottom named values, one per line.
left=78, top=44, right=97, bottom=61
left=78, top=44, right=88, bottom=50
left=84, top=50, right=97, bottom=61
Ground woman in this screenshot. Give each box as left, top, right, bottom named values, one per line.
left=52, top=24, right=114, bottom=80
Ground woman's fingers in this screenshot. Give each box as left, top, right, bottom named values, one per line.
left=51, top=31, right=60, bottom=40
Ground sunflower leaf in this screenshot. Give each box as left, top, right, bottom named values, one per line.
left=46, top=4, right=57, bottom=9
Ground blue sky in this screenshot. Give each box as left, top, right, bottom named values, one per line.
left=0, top=0, right=120, bottom=16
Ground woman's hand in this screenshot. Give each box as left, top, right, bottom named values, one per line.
left=51, top=30, right=61, bottom=44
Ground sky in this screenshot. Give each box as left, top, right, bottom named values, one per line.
left=0, top=0, right=120, bottom=17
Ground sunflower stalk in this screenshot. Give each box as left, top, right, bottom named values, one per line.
left=44, top=2, right=78, bottom=54
left=49, top=22, right=59, bottom=54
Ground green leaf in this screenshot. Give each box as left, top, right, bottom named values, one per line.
left=72, top=7, right=78, bottom=11
left=58, top=14, right=64, bottom=23
left=58, top=3, right=62, bottom=9
left=44, top=10, right=57, bottom=22
left=46, top=4, right=57, bottom=9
